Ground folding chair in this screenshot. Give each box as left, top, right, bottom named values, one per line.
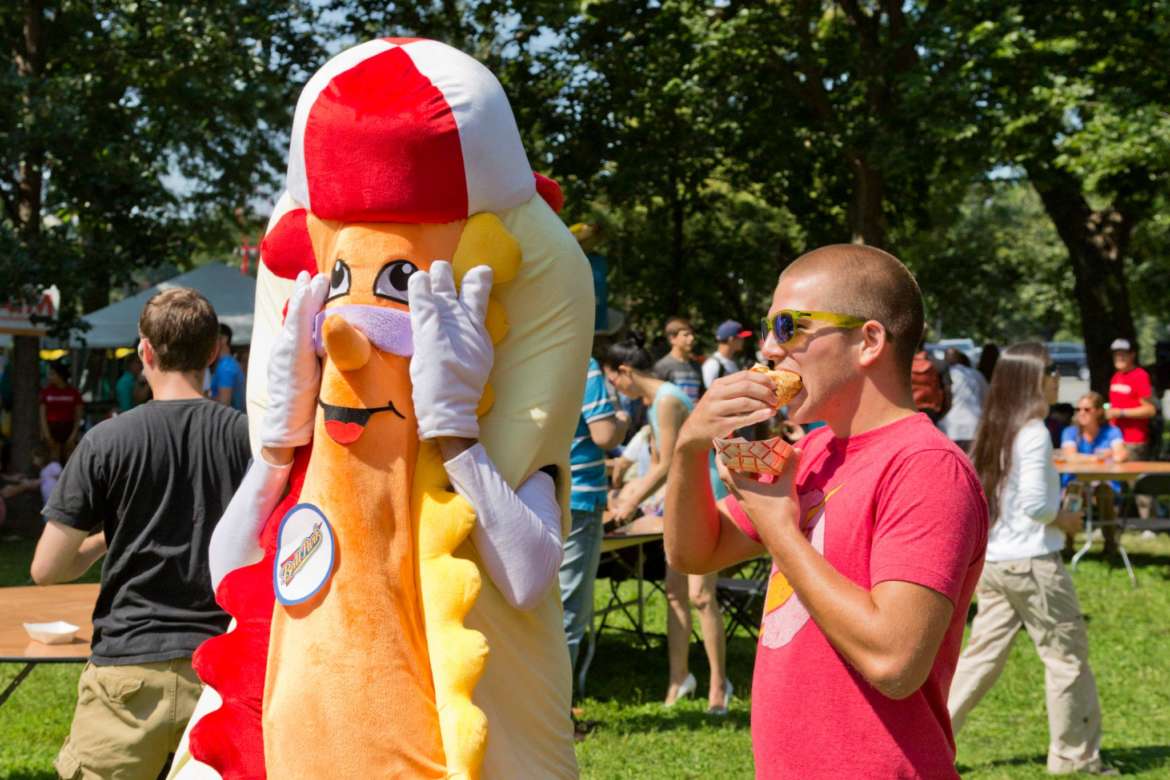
left=1115, top=473, right=1170, bottom=588
left=716, top=557, right=770, bottom=640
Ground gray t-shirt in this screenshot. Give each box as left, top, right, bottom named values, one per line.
left=653, top=355, right=703, bottom=403
left=44, top=398, right=251, bottom=665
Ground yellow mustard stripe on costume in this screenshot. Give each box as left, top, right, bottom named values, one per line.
left=413, top=213, right=517, bottom=779
left=413, top=444, right=488, bottom=779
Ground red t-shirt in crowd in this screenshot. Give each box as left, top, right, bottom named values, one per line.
left=40, top=385, right=83, bottom=423
left=726, top=413, right=987, bottom=779
left=1109, top=366, right=1153, bottom=444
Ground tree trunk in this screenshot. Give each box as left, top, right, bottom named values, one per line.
left=9, top=335, right=41, bottom=474
left=9, top=0, right=46, bottom=476
left=848, top=155, right=886, bottom=248
left=1027, top=163, right=1135, bottom=394
left=668, top=179, right=685, bottom=316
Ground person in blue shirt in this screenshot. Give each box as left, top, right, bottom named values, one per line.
left=1060, top=392, right=1127, bottom=557
left=559, top=356, right=628, bottom=683
left=208, top=323, right=246, bottom=412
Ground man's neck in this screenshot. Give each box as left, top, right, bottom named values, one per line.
left=670, top=347, right=690, bottom=362
left=717, top=344, right=735, bottom=359
left=147, top=370, right=206, bottom=401
left=823, top=377, right=918, bottom=439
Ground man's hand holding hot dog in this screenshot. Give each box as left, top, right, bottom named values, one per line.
left=676, top=369, right=781, bottom=451
left=667, top=368, right=788, bottom=575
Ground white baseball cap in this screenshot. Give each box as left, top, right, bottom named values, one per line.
left=1110, top=338, right=1133, bottom=352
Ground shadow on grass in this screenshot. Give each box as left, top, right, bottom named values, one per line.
left=955, top=752, right=1046, bottom=773
left=596, top=705, right=752, bottom=735
left=957, top=744, right=1170, bottom=774
left=582, top=630, right=758, bottom=704
left=1105, top=744, right=1170, bottom=773
left=3, top=771, right=57, bottom=780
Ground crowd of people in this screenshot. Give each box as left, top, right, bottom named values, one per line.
left=3, top=239, right=1157, bottom=777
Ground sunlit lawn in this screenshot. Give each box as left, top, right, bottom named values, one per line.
left=2, top=534, right=1168, bottom=778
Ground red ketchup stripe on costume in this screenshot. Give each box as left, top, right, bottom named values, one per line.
left=302, top=46, right=466, bottom=223
left=189, top=446, right=311, bottom=779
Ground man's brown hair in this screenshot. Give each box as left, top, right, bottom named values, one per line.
left=138, top=288, right=219, bottom=372
left=664, top=316, right=692, bottom=338
left=781, top=244, right=924, bottom=372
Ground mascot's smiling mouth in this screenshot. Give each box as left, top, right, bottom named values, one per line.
left=320, top=400, right=405, bottom=445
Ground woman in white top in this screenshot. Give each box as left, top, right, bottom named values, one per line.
left=947, top=343, right=1113, bottom=775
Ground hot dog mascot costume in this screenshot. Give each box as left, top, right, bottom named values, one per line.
left=168, top=38, right=591, bottom=779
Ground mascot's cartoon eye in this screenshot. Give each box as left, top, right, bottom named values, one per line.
left=374, top=260, right=417, bottom=304
left=327, top=260, right=351, bottom=301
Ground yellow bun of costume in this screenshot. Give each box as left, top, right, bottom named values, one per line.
left=751, top=363, right=803, bottom=406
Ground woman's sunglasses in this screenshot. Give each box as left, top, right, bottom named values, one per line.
left=761, top=309, right=867, bottom=346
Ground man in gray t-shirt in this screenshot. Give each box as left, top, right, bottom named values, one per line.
left=654, top=316, right=704, bottom=402
left=32, top=287, right=251, bottom=780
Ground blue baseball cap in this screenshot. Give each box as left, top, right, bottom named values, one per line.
left=716, top=320, right=752, bottom=341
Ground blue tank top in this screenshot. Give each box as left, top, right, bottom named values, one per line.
left=648, top=382, right=728, bottom=501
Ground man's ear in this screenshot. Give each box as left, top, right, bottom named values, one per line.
left=138, top=339, right=153, bottom=370
left=857, top=321, right=888, bottom=368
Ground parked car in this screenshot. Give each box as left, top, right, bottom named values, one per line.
left=1046, top=341, right=1090, bottom=381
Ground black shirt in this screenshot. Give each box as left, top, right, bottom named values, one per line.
left=44, top=398, right=251, bottom=665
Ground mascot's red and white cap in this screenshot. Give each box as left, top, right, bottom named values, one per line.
left=286, top=37, right=535, bottom=223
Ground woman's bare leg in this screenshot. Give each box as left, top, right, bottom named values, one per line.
left=690, top=572, right=728, bottom=708
left=664, top=566, right=692, bottom=704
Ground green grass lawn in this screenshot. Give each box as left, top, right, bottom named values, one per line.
left=2, top=534, right=1168, bottom=778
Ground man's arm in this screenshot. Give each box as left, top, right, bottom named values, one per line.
left=1117, top=399, right=1157, bottom=420
left=31, top=520, right=107, bottom=584
left=760, top=516, right=951, bottom=699
left=664, top=371, right=777, bottom=572
left=588, top=412, right=628, bottom=451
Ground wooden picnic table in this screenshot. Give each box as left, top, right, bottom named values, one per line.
left=0, top=583, right=98, bottom=707
left=1054, top=459, right=1170, bottom=584
left=1054, top=459, right=1170, bottom=483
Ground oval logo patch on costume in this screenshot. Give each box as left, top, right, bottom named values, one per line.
left=274, top=503, right=336, bottom=605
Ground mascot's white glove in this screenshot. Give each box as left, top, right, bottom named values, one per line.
left=261, top=270, right=330, bottom=449
left=409, top=261, right=494, bottom=440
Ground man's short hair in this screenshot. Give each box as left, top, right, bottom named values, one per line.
left=139, top=288, right=219, bottom=372
left=782, top=244, right=924, bottom=372
left=219, top=322, right=233, bottom=346
left=664, top=317, right=692, bottom=338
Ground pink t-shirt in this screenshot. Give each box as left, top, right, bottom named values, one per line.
left=1109, top=366, right=1153, bottom=444
left=726, top=413, right=987, bottom=779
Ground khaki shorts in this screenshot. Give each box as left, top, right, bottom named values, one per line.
left=55, top=658, right=202, bottom=780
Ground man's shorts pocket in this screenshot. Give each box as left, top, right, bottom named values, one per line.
left=91, top=665, right=145, bottom=706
